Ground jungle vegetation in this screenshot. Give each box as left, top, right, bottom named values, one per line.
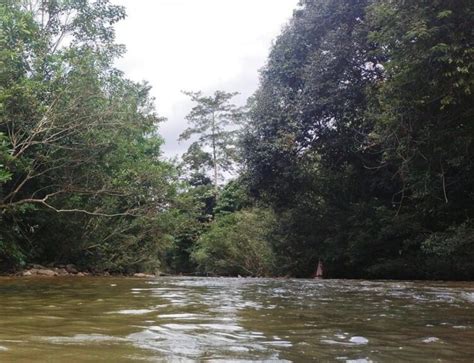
left=1, top=0, right=473, bottom=280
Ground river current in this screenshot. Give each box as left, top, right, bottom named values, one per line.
left=1, top=277, right=473, bottom=361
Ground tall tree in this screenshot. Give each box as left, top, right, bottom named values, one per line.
left=242, top=0, right=474, bottom=279
left=367, top=0, right=474, bottom=279
left=242, top=0, right=388, bottom=276
left=179, top=91, right=243, bottom=195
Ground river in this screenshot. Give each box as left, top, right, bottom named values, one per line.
left=0, top=277, right=473, bottom=361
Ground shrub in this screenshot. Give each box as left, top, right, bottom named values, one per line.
left=191, top=208, right=276, bottom=276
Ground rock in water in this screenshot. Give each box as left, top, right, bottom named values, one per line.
left=55, top=268, right=69, bottom=276
left=349, top=336, right=369, bottom=345
left=65, top=264, right=78, bottom=274
left=133, top=273, right=155, bottom=278
left=35, top=269, right=57, bottom=276
left=422, top=337, right=440, bottom=343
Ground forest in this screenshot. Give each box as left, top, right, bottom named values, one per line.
left=1, top=0, right=473, bottom=280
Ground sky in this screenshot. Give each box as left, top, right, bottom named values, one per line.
left=112, top=0, right=299, bottom=158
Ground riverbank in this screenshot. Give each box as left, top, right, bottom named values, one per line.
left=0, top=264, right=160, bottom=278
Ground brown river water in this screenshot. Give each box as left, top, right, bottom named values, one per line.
left=1, top=276, right=474, bottom=362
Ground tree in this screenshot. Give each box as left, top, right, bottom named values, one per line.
left=191, top=208, right=277, bottom=276
left=181, top=142, right=213, bottom=186
left=368, top=0, right=474, bottom=223
left=164, top=143, right=215, bottom=274
left=179, top=91, right=243, bottom=195
left=366, top=0, right=474, bottom=279
left=242, top=0, right=388, bottom=276
left=242, top=0, right=474, bottom=279
left=0, top=0, right=176, bottom=271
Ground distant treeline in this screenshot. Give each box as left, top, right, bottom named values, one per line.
left=1, top=0, right=473, bottom=280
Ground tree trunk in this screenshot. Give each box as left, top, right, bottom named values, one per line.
left=211, top=112, right=218, bottom=197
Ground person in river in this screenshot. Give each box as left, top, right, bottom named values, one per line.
left=313, top=260, right=324, bottom=279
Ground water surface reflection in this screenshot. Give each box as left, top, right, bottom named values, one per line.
left=0, top=277, right=473, bottom=361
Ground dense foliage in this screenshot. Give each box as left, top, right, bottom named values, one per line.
left=242, top=0, right=474, bottom=279
left=191, top=208, right=276, bottom=277
left=0, top=0, right=176, bottom=272
left=2, top=0, right=473, bottom=280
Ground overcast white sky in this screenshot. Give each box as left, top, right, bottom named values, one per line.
left=112, top=0, right=298, bottom=158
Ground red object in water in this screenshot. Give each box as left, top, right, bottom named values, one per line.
left=313, top=260, right=324, bottom=279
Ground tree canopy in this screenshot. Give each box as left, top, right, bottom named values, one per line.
left=179, top=91, right=243, bottom=195
left=241, top=0, right=474, bottom=279
left=0, top=0, right=176, bottom=271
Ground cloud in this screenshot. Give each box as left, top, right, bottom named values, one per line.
left=112, top=0, right=298, bottom=157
